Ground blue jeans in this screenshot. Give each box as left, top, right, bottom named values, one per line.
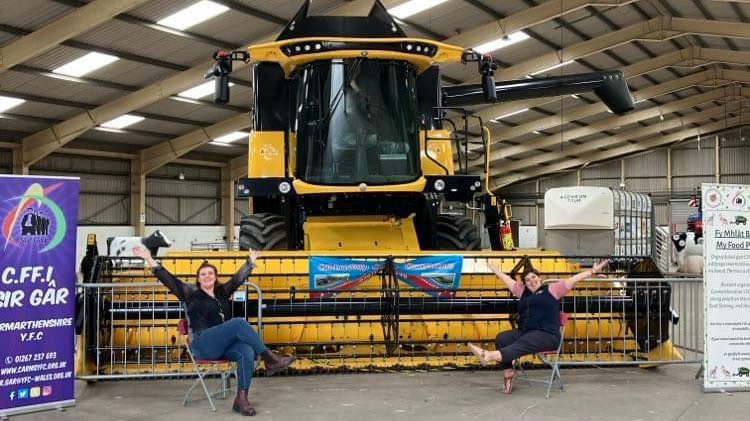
left=190, top=318, right=268, bottom=390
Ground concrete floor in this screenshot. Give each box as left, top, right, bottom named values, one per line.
left=12, top=364, right=750, bottom=421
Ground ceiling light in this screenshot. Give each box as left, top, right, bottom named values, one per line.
left=530, top=60, right=575, bottom=76
left=473, top=32, right=530, bottom=54
left=389, top=0, right=451, bottom=19
left=532, top=130, right=542, bottom=135
left=178, top=81, right=235, bottom=99
left=492, top=108, right=529, bottom=122
left=213, top=131, right=248, bottom=144
left=157, top=1, right=230, bottom=30
left=53, top=52, right=118, bottom=77
left=100, top=114, right=145, bottom=129
left=0, top=96, right=25, bottom=113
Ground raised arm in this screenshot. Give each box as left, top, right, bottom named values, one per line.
left=488, top=263, right=524, bottom=298
left=219, top=249, right=260, bottom=295
left=133, top=246, right=188, bottom=300
left=562, top=259, right=609, bottom=290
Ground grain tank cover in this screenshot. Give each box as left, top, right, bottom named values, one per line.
left=544, top=187, right=614, bottom=229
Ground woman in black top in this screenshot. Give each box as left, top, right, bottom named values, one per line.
left=133, top=247, right=294, bottom=416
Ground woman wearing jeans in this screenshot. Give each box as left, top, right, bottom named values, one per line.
left=133, top=247, right=295, bottom=416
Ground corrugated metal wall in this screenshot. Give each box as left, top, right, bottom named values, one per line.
left=499, top=125, right=750, bottom=229
left=148, top=164, right=221, bottom=224
left=32, top=154, right=131, bottom=224
left=0, top=149, right=11, bottom=173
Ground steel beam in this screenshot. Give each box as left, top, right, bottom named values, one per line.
left=221, top=165, right=235, bottom=249
left=130, top=159, right=145, bottom=236
left=0, top=0, right=150, bottom=73
left=492, top=100, right=739, bottom=176
left=488, top=82, right=739, bottom=169
left=139, top=114, right=249, bottom=175
left=492, top=114, right=750, bottom=189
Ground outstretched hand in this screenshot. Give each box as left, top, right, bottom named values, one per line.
left=249, top=249, right=261, bottom=264
left=592, top=259, right=609, bottom=274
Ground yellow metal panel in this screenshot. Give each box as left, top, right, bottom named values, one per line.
left=287, top=131, right=296, bottom=177
left=303, top=215, right=421, bottom=251
left=292, top=177, right=427, bottom=194
left=247, top=37, right=464, bottom=76
left=249, top=131, right=285, bottom=177
left=421, top=130, right=455, bottom=176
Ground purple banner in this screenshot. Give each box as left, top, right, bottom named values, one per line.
left=0, top=175, right=79, bottom=416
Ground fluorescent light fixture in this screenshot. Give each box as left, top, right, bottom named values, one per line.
left=178, top=81, right=235, bottom=99
left=0, top=96, right=25, bottom=113
left=492, top=108, right=529, bottom=122
left=532, top=130, right=542, bottom=135
left=389, top=0, right=450, bottom=19
left=473, top=32, right=530, bottom=54
left=530, top=60, right=575, bottom=76
left=100, top=114, right=145, bottom=129
left=157, top=1, right=229, bottom=30
left=570, top=94, right=581, bottom=100
left=53, top=52, right=118, bottom=77
left=213, top=131, right=248, bottom=144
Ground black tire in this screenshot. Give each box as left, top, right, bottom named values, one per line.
left=434, top=214, right=481, bottom=250
left=239, top=213, right=288, bottom=250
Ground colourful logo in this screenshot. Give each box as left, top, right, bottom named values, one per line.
left=8, top=391, right=15, bottom=401
left=29, top=387, right=40, bottom=398
left=42, top=385, right=52, bottom=396
left=17, top=388, right=29, bottom=399
left=2, top=182, right=66, bottom=252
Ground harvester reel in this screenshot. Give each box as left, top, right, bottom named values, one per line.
left=239, top=213, right=288, bottom=250
left=434, top=214, right=481, bottom=250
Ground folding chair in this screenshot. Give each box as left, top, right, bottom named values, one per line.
left=517, top=311, right=569, bottom=398
left=178, top=318, right=237, bottom=411
left=178, top=281, right=264, bottom=411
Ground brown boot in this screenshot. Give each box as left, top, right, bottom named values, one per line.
left=232, top=389, right=256, bottom=416
left=261, top=350, right=296, bottom=375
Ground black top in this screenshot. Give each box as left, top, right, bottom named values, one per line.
left=517, top=284, right=561, bottom=336
left=153, top=261, right=255, bottom=334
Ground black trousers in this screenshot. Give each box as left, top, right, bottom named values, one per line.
left=494, top=329, right=561, bottom=369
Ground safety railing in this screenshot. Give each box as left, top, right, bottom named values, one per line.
left=75, top=254, right=703, bottom=379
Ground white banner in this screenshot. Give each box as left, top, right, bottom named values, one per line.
left=703, top=183, right=750, bottom=391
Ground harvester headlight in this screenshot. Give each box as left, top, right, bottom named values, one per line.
left=416, top=45, right=422, bottom=52
left=279, top=181, right=291, bottom=194
left=406, top=44, right=413, bottom=51
left=315, top=43, right=322, bottom=50
left=434, top=179, right=445, bottom=191
left=304, top=44, right=311, bottom=51
left=474, top=181, right=481, bottom=188
left=294, top=45, right=301, bottom=52
left=359, top=183, right=368, bottom=192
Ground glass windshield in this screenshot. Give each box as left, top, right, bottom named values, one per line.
left=294, top=59, right=420, bottom=185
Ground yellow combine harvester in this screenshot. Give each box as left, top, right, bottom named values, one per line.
left=77, top=0, right=682, bottom=377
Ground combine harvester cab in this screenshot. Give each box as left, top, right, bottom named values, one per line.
left=75, top=1, right=682, bottom=378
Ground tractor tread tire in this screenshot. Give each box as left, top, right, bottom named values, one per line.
left=239, top=213, right=288, bottom=250
left=433, top=214, right=481, bottom=250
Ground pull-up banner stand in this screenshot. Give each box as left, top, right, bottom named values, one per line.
left=702, top=183, right=750, bottom=392
left=0, top=175, right=80, bottom=417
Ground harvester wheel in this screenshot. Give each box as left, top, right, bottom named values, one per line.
left=434, top=214, right=481, bottom=250
left=239, top=213, right=288, bottom=250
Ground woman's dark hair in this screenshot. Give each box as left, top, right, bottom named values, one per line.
left=521, top=268, right=541, bottom=282
left=195, top=261, right=219, bottom=288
